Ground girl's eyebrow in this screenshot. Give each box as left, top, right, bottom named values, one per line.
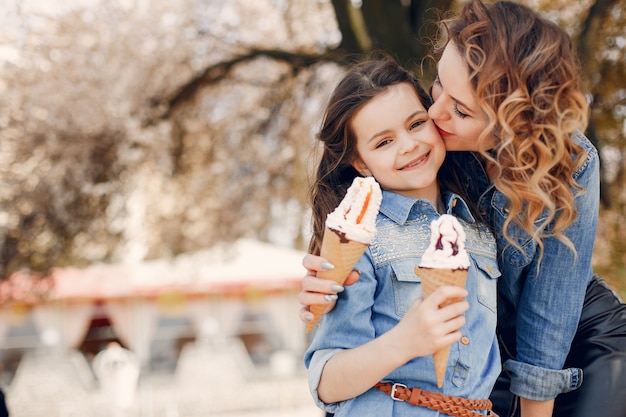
left=366, top=110, right=428, bottom=144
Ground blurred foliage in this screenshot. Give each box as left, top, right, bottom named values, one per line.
left=1, top=0, right=625, bottom=299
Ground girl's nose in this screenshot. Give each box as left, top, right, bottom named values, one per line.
left=398, top=132, right=420, bottom=155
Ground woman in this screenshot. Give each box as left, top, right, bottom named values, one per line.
left=299, top=1, right=626, bottom=417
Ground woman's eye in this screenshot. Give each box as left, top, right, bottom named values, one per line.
left=454, top=106, right=469, bottom=119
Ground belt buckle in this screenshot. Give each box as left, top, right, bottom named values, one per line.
left=390, top=383, right=407, bottom=401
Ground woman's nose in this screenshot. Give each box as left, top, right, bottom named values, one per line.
left=428, top=84, right=447, bottom=121
left=428, top=95, right=446, bottom=121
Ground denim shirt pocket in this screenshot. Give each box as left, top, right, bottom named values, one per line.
left=389, top=258, right=423, bottom=317
left=473, top=255, right=501, bottom=313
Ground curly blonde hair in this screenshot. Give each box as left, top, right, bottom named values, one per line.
left=439, top=0, right=589, bottom=257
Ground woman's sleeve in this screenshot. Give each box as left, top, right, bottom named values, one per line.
left=505, top=141, right=600, bottom=400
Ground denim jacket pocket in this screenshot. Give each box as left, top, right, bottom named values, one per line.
left=472, top=255, right=500, bottom=314
left=389, top=258, right=423, bottom=317
left=491, top=192, right=546, bottom=268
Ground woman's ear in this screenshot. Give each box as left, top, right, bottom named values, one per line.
left=352, top=159, right=371, bottom=177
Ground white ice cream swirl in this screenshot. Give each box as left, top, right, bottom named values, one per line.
left=419, top=214, right=470, bottom=269
left=325, top=177, right=382, bottom=244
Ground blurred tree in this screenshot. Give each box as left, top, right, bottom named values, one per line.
left=574, top=0, right=626, bottom=286
left=576, top=0, right=625, bottom=208
left=329, top=0, right=454, bottom=76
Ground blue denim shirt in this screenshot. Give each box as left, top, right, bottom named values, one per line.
left=304, top=190, right=502, bottom=416
left=446, top=132, right=598, bottom=401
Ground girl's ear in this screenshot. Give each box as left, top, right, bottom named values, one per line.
left=352, top=158, right=371, bottom=177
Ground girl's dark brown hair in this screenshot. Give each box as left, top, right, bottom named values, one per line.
left=308, top=53, right=432, bottom=255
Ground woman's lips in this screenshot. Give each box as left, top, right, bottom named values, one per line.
left=436, top=126, right=452, bottom=138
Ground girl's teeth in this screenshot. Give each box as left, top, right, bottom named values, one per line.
left=408, top=155, right=426, bottom=167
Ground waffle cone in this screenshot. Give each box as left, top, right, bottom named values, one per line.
left=418, top=267, right=468, bottom=388
left=305, top=227, right=369, bottom=333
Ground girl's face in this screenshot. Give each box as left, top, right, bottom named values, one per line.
left=428, top=43, right=489, bottom=152
left=351, top=82, right=445, bottom=203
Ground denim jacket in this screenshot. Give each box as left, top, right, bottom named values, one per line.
left=304, top=190, right=502, bottom=416
left=446, top=132, right=599, bottom=401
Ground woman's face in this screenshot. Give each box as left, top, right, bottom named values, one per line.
left=351, top=82, right=445, bottom=203
left=428, top=42, right=489, bottom=152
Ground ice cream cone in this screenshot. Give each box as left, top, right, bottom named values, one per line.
left=418, top=267, right=468, bottom=388
left=305, top=227, right=369, bottom=333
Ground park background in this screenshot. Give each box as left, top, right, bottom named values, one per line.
left=0, top=0, right=624, bottom=416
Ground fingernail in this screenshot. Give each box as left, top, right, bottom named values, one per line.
left=324, top=294, right=338, bottom=302
left=304, top=313, right=313, bottom=322
left=321, top=261, right=335, bottom=270
left=330, top=284, right=344, bottom=293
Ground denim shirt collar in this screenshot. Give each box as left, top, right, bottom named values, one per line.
left=379, top=189, right=475, bottom=225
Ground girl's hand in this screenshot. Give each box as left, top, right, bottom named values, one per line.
left=390, top=286, right=469, bottom=361
left=298, top=254, right=361, bottom=323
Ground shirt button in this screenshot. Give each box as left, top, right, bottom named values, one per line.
left=461, top=336, right=470, bottom=345
left=414, top=267, right=421, bottom=275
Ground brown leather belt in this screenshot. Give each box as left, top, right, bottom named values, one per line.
left=375, top=382, right=497, bottom=417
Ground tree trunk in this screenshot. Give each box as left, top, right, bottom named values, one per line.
left=330, top=0, right=454, bottom=76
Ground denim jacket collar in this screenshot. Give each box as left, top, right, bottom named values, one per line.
left=379, top=189, right=475, bottom=226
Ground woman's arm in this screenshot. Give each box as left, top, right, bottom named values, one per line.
left=520, top=398, right=555, bottom=417
left=317, top=285, right=469, bottom=403
left=504, top=137, right=600, bottom=402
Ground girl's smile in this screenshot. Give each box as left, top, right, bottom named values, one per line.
left=399, top=151, right=432, bottom=171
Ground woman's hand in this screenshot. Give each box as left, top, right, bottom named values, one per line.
left=298, top=253, right=361, bottom=323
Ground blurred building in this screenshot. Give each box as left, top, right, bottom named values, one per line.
left=0, top=239, right=314, bottom=416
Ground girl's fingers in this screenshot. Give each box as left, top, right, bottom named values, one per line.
left=423, top=286, right=469, bottom=310
left=440, top=314, right=467, bottom=335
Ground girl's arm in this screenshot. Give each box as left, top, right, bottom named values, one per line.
left=317, top=286, right=468, bottom=403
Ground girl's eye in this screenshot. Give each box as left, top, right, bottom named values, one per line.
left=454, top=106, right=469, bottom=119
left=410, top=120, right=425, bottom=130
left=375, top=139, right=392, bottom=149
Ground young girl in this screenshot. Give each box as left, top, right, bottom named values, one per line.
left=304, top=56, right=501, bottom=416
